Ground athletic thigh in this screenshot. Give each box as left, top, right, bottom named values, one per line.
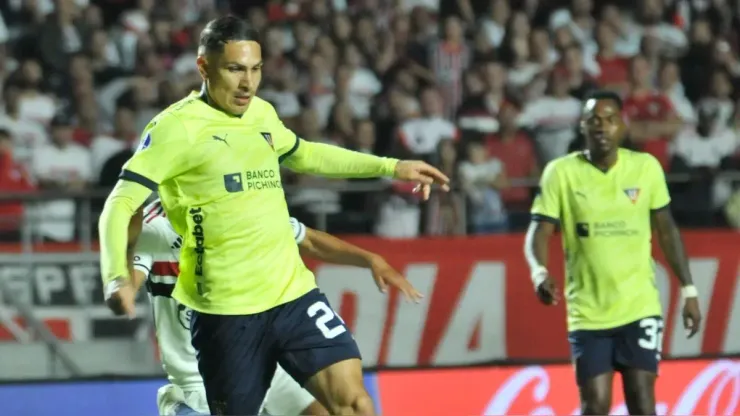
left=568, top=328, right=616, bottom=386
left=614, top=316, right=663, bottom=375
left=272, top=289, right=362, bottom=386
left=190, top=311, right=276, bottom=416
left=263, top=364, right=318, bottom=416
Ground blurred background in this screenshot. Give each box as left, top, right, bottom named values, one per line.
left=0, top=0, right=739, bottom=414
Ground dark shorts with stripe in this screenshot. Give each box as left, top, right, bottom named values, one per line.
left=568, top=316, right=663, bottom=385
left=190, top=289, right=361, bottom=416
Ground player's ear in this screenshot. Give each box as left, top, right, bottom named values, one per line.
left=196, top=55, right=208, bottom=81
left=579, top=119, right=586, bottom=135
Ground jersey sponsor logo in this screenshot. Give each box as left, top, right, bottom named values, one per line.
left=189, top=207, right=206, bottom=295
left=137, top=133, right=152, bottom=151
left=224, top=169, right=281, bottom=192
left=624, top=187, right=641, bottom=204
left=261, top=132, right=274, bottom=149
left=212, top=134, right=229, bottom=146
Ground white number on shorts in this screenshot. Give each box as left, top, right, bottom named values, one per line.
left=307, top=301, right=346, bottom=339
left=638, top=317, right=664, bottom=352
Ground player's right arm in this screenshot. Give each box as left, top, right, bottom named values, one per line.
left=289, top=218, right=422, bottom=302
left=99, top=114, right=194, bottom=315
left=524, top=161, right=562, bottom=305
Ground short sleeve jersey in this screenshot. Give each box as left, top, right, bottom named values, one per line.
left=530, top=148, right=669, bottom=331
left=122, top=93, right=315, bottom=314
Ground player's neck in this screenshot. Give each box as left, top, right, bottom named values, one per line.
left=585, top=149, right=618, bottom=171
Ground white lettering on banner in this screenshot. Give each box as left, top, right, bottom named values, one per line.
left=433, top=262, right=507, bottom=365
left=316, top=265, right=388, bottom=367
left=1, top=264, right=101, bottom=306
left=2, top=266, right=33, bottom=304
left=68, top=265, right=98, bottom=305
left=482, top=360, right=740, bottom=415
left=34, top=266, right=66, bottom=304
left=660, top=259, right=718, bottom=357
left=722, top=271, right=740, bottom=352
left=672, top=360, right=740, bottom=415
left=386, top=264, right=436, bottom=366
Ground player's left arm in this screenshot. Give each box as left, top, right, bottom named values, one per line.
left=289, top=218, right=422, bottom=302
left=648, top=157, right=702, bottom=337
left=265, top=104, right=449, bottom=198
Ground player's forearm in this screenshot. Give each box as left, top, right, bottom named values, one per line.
left=652, top=211, right=693, bottom=286
left=99, top=180, right=152, bottom=283
left=299, top=228, right=376, bottom=268
left=283, top=140, right=398, bottom=178
left=524, top=221, right=552, bottom=271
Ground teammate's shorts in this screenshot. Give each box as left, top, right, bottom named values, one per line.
left=261, top=365, right=317, bottom=415
left=156, top=384, right=208, bottom=416
left=190, top=288, right=361, bottom=415
left=568, top=315, right=663, bottom=385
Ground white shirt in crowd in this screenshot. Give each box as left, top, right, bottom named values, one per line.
left=518, top=95, right=581, bottom=164
left=89, top=135, right=130, bottom=180
left=17, top=94, right=57, bottom=126
left=347, top=68, right=382, bottom=119
left=0, top=114, right=49, bottom=165
left=30, top=143, right=92, bottom=241
left=397, top=116, right=458, bottom=157
left=671, top=127, right=738, bottom=209
left=459, top=159, right=507, bottom=227
left=134, top=204, right=316, bottom=416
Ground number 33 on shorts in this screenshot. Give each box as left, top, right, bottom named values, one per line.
left=308, top=301, right=349, bottom=339
left=637, top=316, right=664, bottom=360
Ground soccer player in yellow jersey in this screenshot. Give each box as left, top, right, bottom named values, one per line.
left=524, top=90, right=702, bottom=415
left=98, top=16, right=448, bottom=416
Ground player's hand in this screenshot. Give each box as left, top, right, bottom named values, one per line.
left=368, top=255, right=423, bottom=303
left=535, top=277, right=560, bottom=306
left=394, top=160, right=451, bottom=200
left=104, top=277, right=137, bottom=319
left=683, top=297, right=702, bottom=338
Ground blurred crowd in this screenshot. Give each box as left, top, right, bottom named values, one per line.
left=2, top=0, right=740, bottom=241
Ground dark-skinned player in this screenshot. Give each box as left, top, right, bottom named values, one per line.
left=523, top=90, right=702, bottom=415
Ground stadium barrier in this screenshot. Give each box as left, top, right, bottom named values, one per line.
left=1, top=359, right=737, bottom=415
left=0, top=231, right=739, bottom=379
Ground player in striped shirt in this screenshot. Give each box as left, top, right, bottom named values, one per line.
left=122, top=200, right=421, bottom=415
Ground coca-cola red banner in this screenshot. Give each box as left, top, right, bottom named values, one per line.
left=304, top=231, right=740, bottom=367
left=375, top=359, right=740, bottom=415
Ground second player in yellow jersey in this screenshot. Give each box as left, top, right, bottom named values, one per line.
left=531, top=147, right=668, bottom=331
left=524, top=90, right=702, bottom=416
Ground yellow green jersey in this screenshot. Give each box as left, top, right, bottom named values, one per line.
left=531, top=148, right=670, bottom=331
left=122, top=93, right=318, bottom=314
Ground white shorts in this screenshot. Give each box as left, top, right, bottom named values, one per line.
left=262, top=365, right=316, bottom=415
left=157, top=384, right=209, bottom=416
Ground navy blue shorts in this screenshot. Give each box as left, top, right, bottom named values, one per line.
left=568, top=316, right=663, bottom=386
left=190, top=289, right=361, bottom=416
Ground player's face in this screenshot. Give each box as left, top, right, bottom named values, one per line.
left=201, top=41, right=263, bottom=115
left=581, top=98, right=624, bottom=157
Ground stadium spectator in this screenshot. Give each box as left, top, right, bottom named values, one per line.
left=484, top=101, right=539, bottom=227
left=623, top=54, right=682, bottom=168
left=0, top=82, right=48, bottom=166
left=459, top=140, right=508, bottom=234
left=30, top=114, right=92, bottom=242
left=396, top=87, right=458, bottom=160
left=0, top=128, right=34, bottom=241
left=593, top=21, right=630, bottom=95
left=519, top=68, right=581, bottom=165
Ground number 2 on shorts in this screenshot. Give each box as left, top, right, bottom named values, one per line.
left=307, top=301, right=346, bottom=339
left=638, top=317, right=664, bottom=352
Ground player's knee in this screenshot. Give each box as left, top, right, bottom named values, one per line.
left=625, top=390, right=656, bottom=415
left=326, top=390, right=375, bottom=416
left=581, top=392, right=611, bottom=415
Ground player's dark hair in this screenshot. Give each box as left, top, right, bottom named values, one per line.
left=583, top=90, right=623, bottom=110
left=198, top=16, right=261, bottom=55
